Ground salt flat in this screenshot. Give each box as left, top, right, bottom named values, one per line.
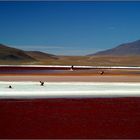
left=0, top=82, right=140, bottom=99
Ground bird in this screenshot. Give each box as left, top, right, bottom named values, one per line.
left=9, top=85, right=12, bottom=89
left=40, top=81, right=44, bottom=86
left=70, top=65, right=74, bottom=71
left=100, top=71, right=104, bottom=75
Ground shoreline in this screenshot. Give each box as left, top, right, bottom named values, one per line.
left=0, top=74, right=140, bottom=82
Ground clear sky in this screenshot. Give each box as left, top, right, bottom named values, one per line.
left=0, top=1, right=140, bottom=55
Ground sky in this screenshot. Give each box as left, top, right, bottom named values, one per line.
left=0, top=1, right=140, bottom=55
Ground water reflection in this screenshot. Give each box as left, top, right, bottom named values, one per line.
left=0, top=69, right=67, bottom=74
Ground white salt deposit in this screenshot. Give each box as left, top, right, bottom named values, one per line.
left=0, top=82, right=140, bottom=99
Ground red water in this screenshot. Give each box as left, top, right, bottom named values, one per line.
left=0, top=98, right=140, bottom=139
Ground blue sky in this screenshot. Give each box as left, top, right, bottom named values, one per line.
left=0, top=1, right=140, bottom=55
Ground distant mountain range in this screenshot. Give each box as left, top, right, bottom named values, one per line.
left=0, top=44, right=57, bottom=63
left=26, top=51, right=57, bottom=60
left=90, top=39, right=140, bottom=56
left=1, top=39, right=140, bottom=66
left=0, top=44, right=34, bottom=61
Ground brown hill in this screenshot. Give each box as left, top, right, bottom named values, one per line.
left=0, top=44, right=58, bottom=64
left=0, top=44, right=35, bottom=61
left=90, top=39, right=140, bottom=56
left=25, top=51, right=58, bottom=60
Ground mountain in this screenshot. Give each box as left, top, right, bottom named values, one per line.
left=0, top=44, right=35, bottom=61
left=25, top=51, right=58, bottom=60
left=90, top=39, right=140, bottom=56
left=0, top=44, right=57, bottom=64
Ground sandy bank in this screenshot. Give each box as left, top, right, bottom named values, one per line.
left=0, top=75, right=140, bottom=82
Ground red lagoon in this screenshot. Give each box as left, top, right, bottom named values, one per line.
left=0, top=98, right=140, bottom=139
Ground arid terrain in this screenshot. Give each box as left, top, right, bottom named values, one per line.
left=33, top=55, right=140, bottom=66
left=1, top=39, right=140, bottom=66
left=1, top=55, right=140, bottom=66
